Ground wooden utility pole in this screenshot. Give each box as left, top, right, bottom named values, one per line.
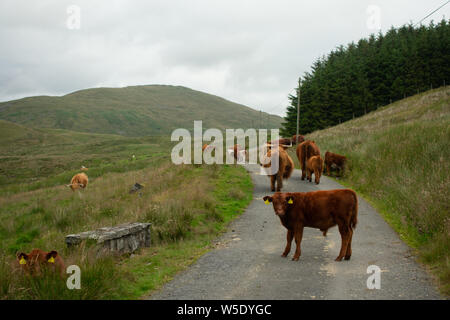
left=260, top=110, right=262, bottom=129
left=296, top=77, right=301, bottom=141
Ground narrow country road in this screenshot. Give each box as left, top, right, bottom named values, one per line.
left=149, top=164, right=442, bottom=300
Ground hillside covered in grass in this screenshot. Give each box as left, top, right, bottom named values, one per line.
left=0, top=119, right=171, bottom=193
left=291, top=86, right=449, bottom=294
left=0, top=85, right=282, bottom=136
left=0, top=124, right=253, bottom=298
left=0, top=100, right=255, bottom=299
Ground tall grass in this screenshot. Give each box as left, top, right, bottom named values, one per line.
left=0, top=248, right=122, bottom=300
left=288, top=87, right=449, bottom=295
left=0, top=155, right=252, bottom=299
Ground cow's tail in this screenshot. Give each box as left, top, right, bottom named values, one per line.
left=350, top=190, right=358, bottom=230
left=305, top=144, right=312, bottom=160
left=283, top=156, right=294, bottom=180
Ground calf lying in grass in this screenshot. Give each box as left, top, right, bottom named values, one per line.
left=17, top=249, right=66, bottom=277
left=263, top=190, right=358, bottom=261
left=67, top=172, right=88, bottom=191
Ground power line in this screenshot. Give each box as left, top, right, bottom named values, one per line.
left=414, top=0, right=450, bottom=26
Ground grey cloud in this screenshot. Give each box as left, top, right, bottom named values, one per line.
left=0, top=0, right=448, bottom=115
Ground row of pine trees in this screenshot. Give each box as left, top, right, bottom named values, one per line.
left=281, top=19, right=450, bottom=135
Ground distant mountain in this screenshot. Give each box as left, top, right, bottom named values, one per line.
left=0, top=85, right=282, bottom=136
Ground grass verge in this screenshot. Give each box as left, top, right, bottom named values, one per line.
left=115, top=164, right=253, bottom=299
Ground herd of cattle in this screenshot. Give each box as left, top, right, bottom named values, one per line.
left=259, top=134, right=357, bottom=262
left=16, top=133, right=356, bottom=277
left=260, top=134, right=347, bottom=189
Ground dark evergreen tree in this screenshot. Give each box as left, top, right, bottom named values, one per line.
left=281, top=20, right=450, bottom=135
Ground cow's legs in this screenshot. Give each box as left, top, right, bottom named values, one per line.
left=336, top=224, right=350, bottom=261
left=301, top=159, right=306, bottom=180
left=326, top=164, right=331, bottom=176
left=344, top=229, right=353, bottom=260
left=314, top=169, right=320, bottom=184
left=292, top=227, right=304, bottom=261
left=282, top=229, right=293, bottom=257
left=270, top=175, right=276, bottom=191
left=276, top=173, right=283, bottom=191
left=306, top=169, right=310, bottom=182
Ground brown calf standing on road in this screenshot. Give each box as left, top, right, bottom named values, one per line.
left=306, top=155, right=324, bottom=184
left=263, top=189, right=358, bottom=261
left=324, top=151, right=347, bottom=176
left=296, top=140, right=320, bottom=181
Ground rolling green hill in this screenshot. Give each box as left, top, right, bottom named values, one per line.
left=0, top=85, right=282, bottom=136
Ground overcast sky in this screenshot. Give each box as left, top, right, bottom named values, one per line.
left=0, top=0, right=448, bottom=116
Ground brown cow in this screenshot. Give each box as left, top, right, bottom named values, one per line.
left=229, top=144, right=247, bottom=162
left=306, top=155, right=324, bottom=184
left=324, top=151, right=347, bottom=176
left=17, top=249, right=66, bottom=277
left=260, top=146, right=294, bottom=191
left=67, top=172, right=88, bottom=191
left=296, top=140, right=320, bottom=180
left=270, top=138, right=293, bottom=148
left=263, top=189, right=358, bottom=261
left=291, top=134, right=305, bottom=144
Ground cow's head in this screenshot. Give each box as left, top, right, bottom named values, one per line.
left=260, top=144, right=276, bottom=167
left=17, top=250, right=61, bottom=275
left=263, top=193, right=294, bottom=217
left=292, top=135, right=305, bottom=144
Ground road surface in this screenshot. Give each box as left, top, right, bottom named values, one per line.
left=149, top=164, right=442, bottom=300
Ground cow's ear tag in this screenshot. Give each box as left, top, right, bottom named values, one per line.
left=288, top=198, right=293, bottom=204
left=47, top=256, right=55, bottom=263
left=264, top=199, right=270, bottom=205
left=19, top=257, right=26, bottom=265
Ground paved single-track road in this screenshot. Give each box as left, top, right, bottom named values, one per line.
left=149, top=164, right=442, bottom=300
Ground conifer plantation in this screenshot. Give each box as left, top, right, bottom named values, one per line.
left=281, top=20, right=450, bottom=135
